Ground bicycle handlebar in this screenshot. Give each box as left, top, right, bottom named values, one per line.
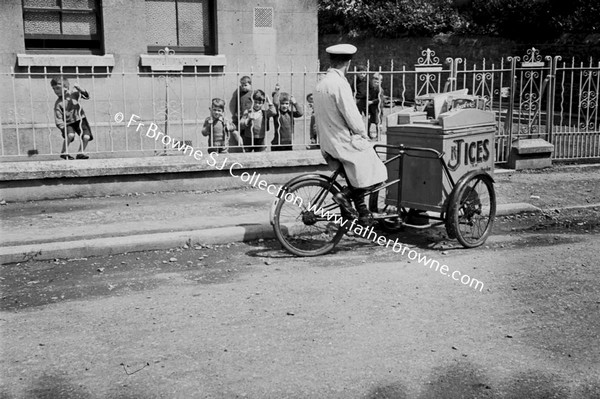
left=373, top=143, right=444, bottom=159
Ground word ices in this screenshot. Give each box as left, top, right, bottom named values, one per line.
left=127, top=114, right=302, bottom=207
left=447, top=137, right=491, bottom=171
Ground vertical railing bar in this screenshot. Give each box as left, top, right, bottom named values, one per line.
left=585, top=59, right=593, bottom=134
left=91, top=66, right=98, bottom=153
left=540, top=65, right=545, bottom=138
left=389, top=60, right=394, bottom=124
left=565, top=57, right=576, bottom=157
left=275, top=63, right=282, bottom=148
left=27, top=65, right=37, bottom=154
left=236, top=63, right=241, bottom=141
left=194, top=65, right=200, bottom=150
left=508, top=57, right=517, bottom=150
left=60, top=65, right=68, bottom=156
left=121, top=59, right=128, bottom=152
left=568, top=58, right=575, bottom=135
left=303, top=65, right=307, bottom=144
left=567, top=60, right=572, bottom=158
left=517, top=67, right=524, bottom=139
left=365, top=60, right=370, bottom=133
left=136, top=66, right=143, bottom=151
left=577, top=61, right=583, bottom=158
left=150, top=69, right=157, bottom=152
left=558, top=60, right=567, bottom=158
left=471, top=63, right=476, bottom=98
left=401, top=65, right=406, bottom=108
left=11, top=66, right=21, bottom=156
left=107, top=65, right=114, bottom=153
left=413, top=65, right=418, bottom=101
left=43, top=66, right=53, bottom=156
left=497, top=60, right=503, bottom=161
left=590, top=62, right=600, bottom=156
left=180, top=68, right=185, bottom=144
left=76, top=64, right=82, bottom=152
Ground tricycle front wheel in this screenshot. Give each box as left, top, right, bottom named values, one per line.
left=446, top=172, right=496, bottom=248
left=272, top=179, right=346, bottom=257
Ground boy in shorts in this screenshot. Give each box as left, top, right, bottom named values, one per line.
left=51, top=76, right=93, bottom=160
left=202, top=98, right=240, bottom=153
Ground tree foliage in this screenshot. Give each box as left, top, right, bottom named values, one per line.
left=319, top=0, right=465, bottom=37
left=318, top=0, right=600, bottom=38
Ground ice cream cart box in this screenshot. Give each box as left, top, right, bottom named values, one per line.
left=385, top=100, right=496, bottom=213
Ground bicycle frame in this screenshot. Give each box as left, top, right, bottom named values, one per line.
left=271, top=143, right=497, bottom=255
left=282, top=144, right=457, bottom=225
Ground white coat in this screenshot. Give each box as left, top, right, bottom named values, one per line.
left=314, top=68, right=388, bottom=188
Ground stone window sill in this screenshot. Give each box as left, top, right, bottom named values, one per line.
left=17, top=54, right=115, bottom=67
left=139, top=54, right=227, bottom=71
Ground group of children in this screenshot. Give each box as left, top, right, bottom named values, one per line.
left=50, top=70, right=381, bottom=159
left=203, top=76, right=316, bottom=153
left=50, top=75, right=318, bottom=160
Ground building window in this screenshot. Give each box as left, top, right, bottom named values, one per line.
left=22, top=0, right=103, bottom=54
left=145, top=0, right=216, bottom=54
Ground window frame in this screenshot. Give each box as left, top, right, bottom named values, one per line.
left=22, top=0, right=104, bottom=54
left=146, top=0, right=217, bottom=55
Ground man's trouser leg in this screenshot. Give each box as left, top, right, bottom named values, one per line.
left=350, top=187, right=373, bottom=226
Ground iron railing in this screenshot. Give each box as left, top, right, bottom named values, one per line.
left=1, top=47, right=599, bottom=162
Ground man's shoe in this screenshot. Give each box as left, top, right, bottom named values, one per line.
left=356, top=205, right=374, bottom=227
left=76, top=154, right=89, bottom=159
left=60, top=154, right=74, bottom=160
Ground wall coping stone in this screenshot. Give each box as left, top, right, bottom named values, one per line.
left=511, top=138, right=554, bottom=154
left=139, top=54, right=227, bottom=71
left=0, top=150, right=327, bottom=181
left=17, top=54, right=116, bottom=67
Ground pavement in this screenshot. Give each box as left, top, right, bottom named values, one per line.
left=1, top=164, right=600, bottom=264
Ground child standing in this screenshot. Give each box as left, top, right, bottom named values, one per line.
left=360, top=72, right=384, bottom=139
left=51, top=76, right=93, bottom=160
left=239, top=89, right=276, bottom=152
left=272, top=87, right=304, bottom=151
left=228, top=76, right=253, bottom=152
left=349, top=65, right=368, bottom=110
left=305, top=92, right=319, bottom=149
left=202, top=98, right=240, bottom=153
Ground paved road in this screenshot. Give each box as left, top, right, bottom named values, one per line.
left=1, top=211, right=599, bottom=398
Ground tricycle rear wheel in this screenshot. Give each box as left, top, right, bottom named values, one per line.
left=446, top=172, right=496, bottom=248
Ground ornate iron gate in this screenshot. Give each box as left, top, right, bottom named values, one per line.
left=450, top=47, right=599, bottom=162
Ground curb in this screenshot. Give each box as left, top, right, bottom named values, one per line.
left=0, top=224, right=276, bottom=265
left=496, top=202, right=541, bottom=216
left=0, top=202, right=560, bottom=265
